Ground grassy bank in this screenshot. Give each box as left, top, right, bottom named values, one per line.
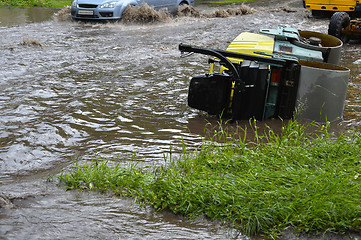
left=58, top=120, right=361, bottom=238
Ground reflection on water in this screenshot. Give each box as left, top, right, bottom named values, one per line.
left=0, top=8, right=60, bottom=27
left=339, top=43, right=361, bottom=127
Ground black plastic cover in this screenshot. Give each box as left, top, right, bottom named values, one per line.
left=232, top=61, right=269, bottom=120
left=188, top=73, right=232, bottom=115
left=275, top=62, right=301, bottom=119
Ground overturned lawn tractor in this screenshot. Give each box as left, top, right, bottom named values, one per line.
left=180, top=26, right=349, bottom=122
left=328, top=11, right=361, bottom=43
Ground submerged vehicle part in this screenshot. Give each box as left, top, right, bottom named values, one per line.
left=180, top=27, right=349, bottom=122
left=328, top=11, right=361, bottom=43
left=296, top=61, right=349, bottom=122
left=181, top=44, right=300, bottom=121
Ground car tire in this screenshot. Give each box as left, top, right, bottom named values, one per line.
left=328, top=11, right=351, bottom=43
left=179, top=1, right=188, bottom=6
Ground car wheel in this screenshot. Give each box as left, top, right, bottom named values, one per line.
left=328, top=11, right=351, bottom=43
left=179, top=1, right=189, bottom=7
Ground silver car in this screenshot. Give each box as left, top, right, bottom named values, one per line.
left=70, top=0, right=194, bottom=20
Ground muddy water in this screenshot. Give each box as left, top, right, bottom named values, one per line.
left=0, top=8, right=60, bottom=27
left=1, top=1, right=361, bottom=239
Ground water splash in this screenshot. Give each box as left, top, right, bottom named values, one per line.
left=121, top=3, right=170, bottom=23
left=177, top=4, right=202, bottom=18
left=54, top=3, right=255, bottom=23
left=205, top=4, right=254, bottom=17
left=177, top=4, right=255, bottom=18
left=54, top=6, right=72, bottom=22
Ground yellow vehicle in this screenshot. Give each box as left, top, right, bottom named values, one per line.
left=303, top=0, right=361, bottom=16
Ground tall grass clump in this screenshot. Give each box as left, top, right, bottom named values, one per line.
left=58, top=120, right=361, bottom=238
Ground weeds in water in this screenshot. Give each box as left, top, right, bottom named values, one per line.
left=19, top=38, right=43, bottom=47
left=58, top=119, right=361, bottom=237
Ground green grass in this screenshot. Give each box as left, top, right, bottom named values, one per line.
left=58, top=120, right=361, bottom=238
left=0, top=0, right=71, bottom=8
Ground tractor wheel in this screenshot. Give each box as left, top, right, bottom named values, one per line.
left=328, top=11, right=351, bottom=43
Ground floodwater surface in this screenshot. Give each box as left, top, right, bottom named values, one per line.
left=1, top=0, right=361, bottom=239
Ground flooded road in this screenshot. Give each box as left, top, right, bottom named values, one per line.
left=1, top=0, right=361, bottom=239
